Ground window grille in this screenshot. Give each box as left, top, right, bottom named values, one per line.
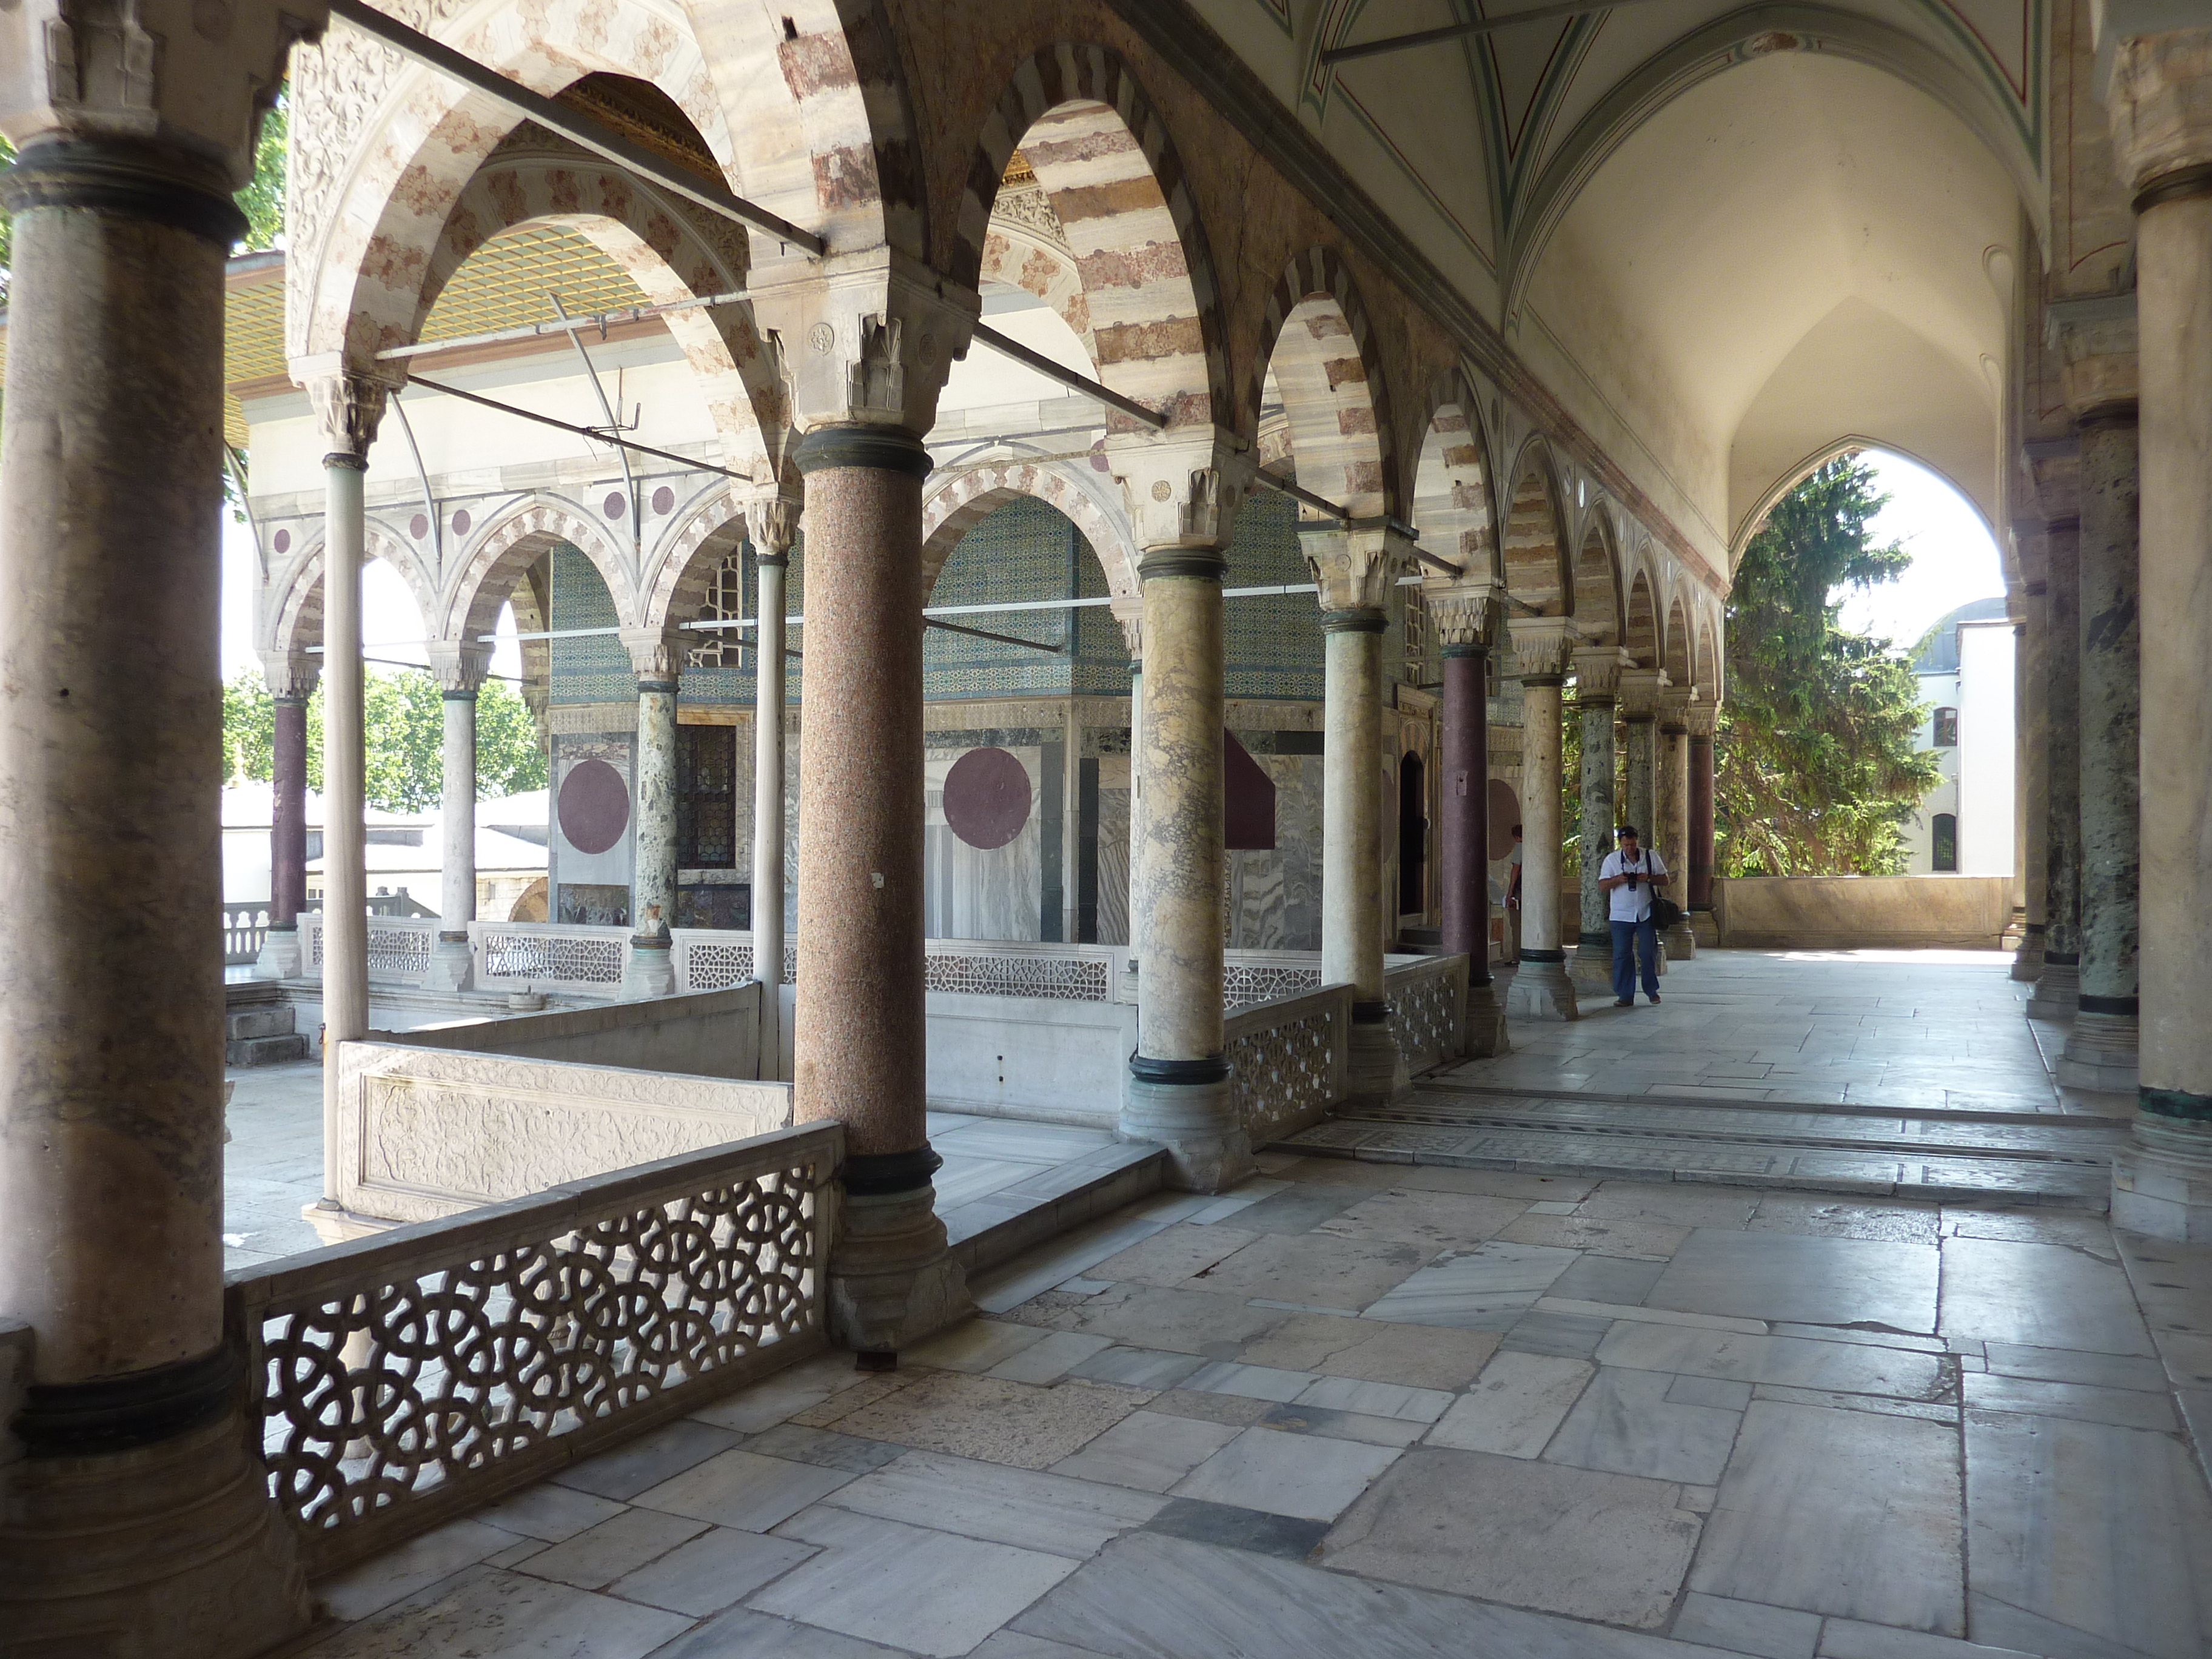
left=1932, top=812, right=1958, bottom=872
left=1933, top=706, right=1959, bottom=748
left=678, top=724, right=739, bottom=868
left=686, top=552, right=746, bottom=667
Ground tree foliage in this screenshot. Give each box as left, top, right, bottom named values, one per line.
left=224, top=668, right=547, bottom=812
left=1715, top=455, right=1940, bottom=876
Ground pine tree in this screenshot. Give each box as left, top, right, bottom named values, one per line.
left=1717, top=455, right=1941, bottom=876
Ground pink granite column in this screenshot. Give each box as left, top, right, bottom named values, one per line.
left=793, top=425, right=964, bottom=1354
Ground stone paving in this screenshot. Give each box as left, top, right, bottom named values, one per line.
left=280, top=1155, right=2212, bottom=1659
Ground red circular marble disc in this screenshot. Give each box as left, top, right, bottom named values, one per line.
left=943, top=748, right=1031, bottom=850
left=558, top=758, right=631, bottom=855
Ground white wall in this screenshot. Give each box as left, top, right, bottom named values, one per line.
left=1956, top=620, right=2016, bottom=876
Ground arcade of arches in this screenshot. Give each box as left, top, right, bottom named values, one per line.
left=2, top=2, right=2211, bottom=1655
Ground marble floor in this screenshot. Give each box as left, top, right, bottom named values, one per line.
left=280, top=1155, right=2212, bottom=1659
left=1483, top=950, right=2129, bottom=1118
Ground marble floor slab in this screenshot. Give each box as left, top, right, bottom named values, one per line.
left=1940, top=1237, right=2157, bottom=1356
left=602, top=1526, right=819, bottom=1617
left=1361, top=1241, right=1582, bottom=1329
left=303, top=1564, right=692, bottom=1658
left=632, top=1447, right=858, bottom=1533
left=1645, top=1229, right=1940, bottom=1333
left=1047, top=1410, right=1244, bottom=1492
left=1423, top=1351, right=1594, bottom=1458
left=1170, top=1425, right=1401, bottom=1520
left=1692, top=1401, right=1965, bottom=1635
left=819, top=1449, right=1165, bottom=1558
left=1545, top=1366, right=1744, bottom=1485
left=1595, top=1322, right=1950, bottom=1401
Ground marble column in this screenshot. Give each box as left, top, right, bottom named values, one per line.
left=793, top=424, right=965, bottom=1348
left=2105, top=28, right=2212, bottom=1238
left=1504, top=620, right=1578, bottom=1019
left=426, top=646, right=486, bottom=994
left=1322, top=605, right=1406, bottom=1104
left=0, top=118, right=310, bottom=1654
left=1435, top=598, right=1507, bottom=1056
left=625, top=639, right=679, bottom=999
left=313, top=375, right=384, bottom=1213
left=1660, top=691, right=1695, bottom=959
left=1570, top=649, right=1626, bottom=993
left=2028, top=518, right=2083, bottom=1017
left=1687, top=706, right=1717, bottom=938
left=2011, top=550, right=2051, bottom=981
left=2060, top=402, right=2142, bottom=1090
left=1123, top=539, right=1247, bottom=1186
left=751, top=497, right=797, bottom=1079
left=254, top=662, right=315, bottom=979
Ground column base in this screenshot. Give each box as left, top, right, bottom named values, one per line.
left=300, top=1198, right=394, bottom=1248
left=1662, top=922, right=1696, bottom=961
left=622, top=937, right=676, bottom=1000
left=1688, top=907, right=1720, bottom=948
left=826, top=1185, right=970, bottom=1355
left=2026, top=957, right=2080, bottom=1019
left=1506, top=954, right=1580, bottom=1021
left=2009, top=924, right=2046, bottom=983
left=0, top=1410, right=312, bottom=1659
left=1569, top=935, right=1615, bottom=993
left=2111, top=1115, right=2212, bottom=1242
left=1463, top=980, right=1510, bottom=1058
left=1119, top=1066, right=1253, bottom=1193
left=252, top=923, right=301, bottom=981
left=2054, top=1007, right=2140, bottom=1093
left=423, top=931, right=474, bottom=994
left=1346, top=1006, right=1411, bottom=1108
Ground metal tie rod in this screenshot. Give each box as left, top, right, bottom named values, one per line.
left=378, top=289, right=751, bottom=363
left=405, top=372, right=757, bottom=483
left=1321, top=0, right=1672, bottom=67
left=326, top=0, right=823, bottom=256
left=1250, top=474, right=1467, bottom=576
left=970, top=321, right=1168, bottom=430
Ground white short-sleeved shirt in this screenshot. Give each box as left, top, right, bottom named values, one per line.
left=1600, top=847, right=1667, bottom=923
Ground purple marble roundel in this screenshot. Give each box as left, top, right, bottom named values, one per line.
left=273, top=528, right=292, bottom=555
left=558, top=759, right=631, bottom=855
left=943, top=748, right=1031, bottom=850
left=652, top=485, right=675, bottom=515
left=604, top=491, right=628, bottom=520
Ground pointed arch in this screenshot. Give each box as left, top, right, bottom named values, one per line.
left=1574, top=518, right=1623, bottom=645
left=1251, top=248, right=1395, bottom=521
left=641, top=483, right=760, bottom=639
left=954, top=45, right=1228, bottom=428
left=438, top=497, right=637, bottom=649
left=1501, top=441, right=1570, bottom=617
left=267, top=520, right=443, bottom=660
left=1411, top=373, right=1496, bottom=578
left=1625, top=571, right=1659, bottom=666
left=1697, top=618, right=1723, bottom=704
left=1664, top=595, right=1693, bottom=688
left=921, top=462, right=1138, bottom=599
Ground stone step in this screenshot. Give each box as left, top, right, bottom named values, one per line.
left=1279, top=1089, right=2115, bottom=1210
left=946, top=1141, right=1167, bottom=1279
left=227, top=1033, right=311, bottom=1068
left=225, top=1005, right=298, bottom=1041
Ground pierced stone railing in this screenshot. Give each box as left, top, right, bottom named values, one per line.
left=1384, top=953, right=1470, bottom=1074
left=1225, top=983, right=1353, bottom=1147
left=226, top=1121, right=839, bottom=1578
left=470, top=920, right=631, bottom=996
left=301, top=911, right=441, bottom=985
left=224, top=902, right=273, bottom=965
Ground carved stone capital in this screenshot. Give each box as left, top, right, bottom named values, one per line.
left=2046, top=294, right=2140, bottom=420
left=1506, top=616, right=1580, bottom=680
left=1111, top=429, right=1250, bottom=551
left=745, top=490, right=802, bottom=561
left=1617, top=666, right=1671, bottom=720
left=1658, top=686, right=1693, bottom=731
left=622, top=628, right=683, bottom=682
left=1299, top=524, right=1396, bottom=611
left=2103, top=25, right=2212, bottom=201
left=1684, top=700, right=1720, bottom=740
left=749, top=253, right=976, bottom=435
left=301, top=364, right=390, bottom=461
left=1111, top=596, right=1144, bottom=660
left=1572, top=646, right=1631, bottom=701
left=0, top=0, right=324, bottom=191
left=1428, top=582, right=1502, bottom=648
left=425, top=640, right=491, bottom=696
left=260, top=649, right=320, bottom=702
left=2020, top=440, right=2080, bottom=525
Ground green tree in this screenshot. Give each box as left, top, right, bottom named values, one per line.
left=222, top=667, right=546, bottom=811
left=1715, top=455, right=1940, bottom=876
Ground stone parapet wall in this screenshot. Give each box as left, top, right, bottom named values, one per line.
left=1714, top=876, right=2014, bottom=950
left=392, top=984, right=761, bottom=1080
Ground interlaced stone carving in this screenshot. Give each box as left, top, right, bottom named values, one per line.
left=683, top=938, right=755, bottom=991
left=923, top=950, right=1110, bottom=1000
left=366, top=923, right=435, bottom=976
left=1386, top=957, right=1466, bottom=1073
left=1224, top=960, right=1324, bottom=1010
left=230, top=1124, right=837, bottom=1574
left=477, top=928, right=626, bottom=987
left=1227, top=991, right=1344, bottom=1146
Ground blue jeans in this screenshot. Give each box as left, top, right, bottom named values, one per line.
left=1610, top=919, right=1660, bottom=1000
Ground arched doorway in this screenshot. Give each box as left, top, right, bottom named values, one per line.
left=1399, top=752, right=1427, bottom=916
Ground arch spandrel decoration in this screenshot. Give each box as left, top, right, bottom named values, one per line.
left=953, top=45, right=1230, bottom=429
left=267, top=523, right=443, bottom=661
left=921, top=464, right=1138, bottom=602
left=439, top=497, right=638, bottom=649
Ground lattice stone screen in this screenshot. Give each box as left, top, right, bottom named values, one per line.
left=1223, top=960, right=1325, bottom=1011
left=1384, top=956, right=1469, bottom=1073
left=474, top=925, right=628, bottom=991
left=227, top=1123, right=839, bottom=1576
left=366, top=922, right=435, bottom=976
left=923, top=950, right=1110, bottom=1000
left=1225, top=985, right=1351, bottom=1146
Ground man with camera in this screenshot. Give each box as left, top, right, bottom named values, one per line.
left=1597, top=823, right=1668, bottom=1008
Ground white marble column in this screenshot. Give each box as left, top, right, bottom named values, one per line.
left=1505, top=620, right=1579, bottom=1019
left=751, top=496, right=797, bottom=1079
left=2104, top=27, right=2212, bottom=1237
left=426, top=645, right=487, bottom=994
left=1570, top=648, right=1627, bottom=993
left=0, top=78, right=314, bottom=1652
left=623, top=631, right=679, bottom=999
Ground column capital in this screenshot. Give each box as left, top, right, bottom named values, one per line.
left=1572, top=646, right=1632, bottom=701
left=0, top=0, right=324, bottom=196
left=260, top=650, right=319, bottom=702
left=1111, top=595, right=1145, bottom=660
left=299, top=363, right=392, bottom=463
left=1507, top=615, right=1580, bottom=680
left=622, top=628, right=683, bottom=682
left=2046, top=294, right=2140, bottom=421
left=1683, top=700, right=1720, bottom=740
left=1658, top=686, right=1693, bottom=732
left=426, top=640, right=491, bottom=696
left=2103, top=25, right=2212, bottom=204
left=2020, top=440, right=2080, bottom=525
left=1426, top=580, right=1503, bottom=647
left=745, top=489, right=802, bottom=562
left=1618, top=666, right=1671, bottom=720
left=1299, top=522, right=1396, bottom=611
left=750, top=253, right=974, bottom=435
left=1111, top=428, right=1249, bottom=552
